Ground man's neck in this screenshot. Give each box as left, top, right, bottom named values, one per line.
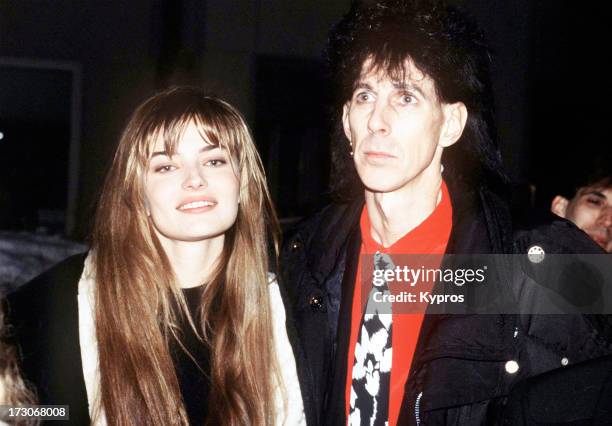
left=365, top=170, right=443, bottom=248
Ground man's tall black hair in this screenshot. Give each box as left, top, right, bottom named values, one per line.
left=326, top=0, right=508, bottom=200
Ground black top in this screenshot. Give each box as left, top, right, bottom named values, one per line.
left=171, top=285, right=211, bottom=426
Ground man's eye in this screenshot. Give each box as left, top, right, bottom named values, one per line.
left=355, top=92, right=372, bottom=102
left=586, top=197, right=604, bottom=207
left=399, top=93, right=416, bottom=105
left=205, top=159, right=226, bottom=167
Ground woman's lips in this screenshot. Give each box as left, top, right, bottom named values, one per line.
left=177, top=199, right=217, bottom=213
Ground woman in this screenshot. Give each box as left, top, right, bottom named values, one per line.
left=7, top=87, right=304, bottom=425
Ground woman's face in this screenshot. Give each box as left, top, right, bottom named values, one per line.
left=144, top=122, right=240, bottom=245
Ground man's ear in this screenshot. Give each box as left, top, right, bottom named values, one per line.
left=342, top=103, right=352, bottom=142
left=551, top=195, right=569, bottom=218
left=439, top=102, right=468, bottom=148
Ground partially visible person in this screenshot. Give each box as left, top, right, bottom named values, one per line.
left=551, top=174, right=611, bottom=252
left=7, top=87, right=304, bottom=425
left=0, top=304, right=36, bottom=426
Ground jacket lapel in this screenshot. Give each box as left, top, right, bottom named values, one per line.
left=325, top=224, right=362, bottom=425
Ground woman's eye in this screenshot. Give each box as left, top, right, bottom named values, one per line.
left=154, top=164, right=176, bottom=173
left=205, top=159, right=226, bottom=167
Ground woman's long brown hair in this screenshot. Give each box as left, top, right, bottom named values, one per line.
left=91, top=87, right=282, bottom=425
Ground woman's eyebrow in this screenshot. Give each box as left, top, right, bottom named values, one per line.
left=150, top=150, right=169, bottom=158
left=150, top=145, right=218, bottom=158
left=200, top=145, right=218, bottom=153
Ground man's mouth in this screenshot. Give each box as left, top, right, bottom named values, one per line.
left=364, top=150, right=395, bottom=158
left=587, top=231, right=610, bottom=250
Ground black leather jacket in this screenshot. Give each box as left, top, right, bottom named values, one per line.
left=280, top=180, right=612, bottom=425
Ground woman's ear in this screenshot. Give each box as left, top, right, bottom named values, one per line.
left=439, top=102, right=468, bottom=148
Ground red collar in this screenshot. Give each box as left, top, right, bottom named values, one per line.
left=360, top=180, right=453, bottom=255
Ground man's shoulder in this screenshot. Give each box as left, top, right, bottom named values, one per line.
left=283, top=200, right=363, bottom=252
left=512, top=211, right=605, bottom=255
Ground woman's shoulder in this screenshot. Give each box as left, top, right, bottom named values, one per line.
left=266, top=273, right=285, bottom=319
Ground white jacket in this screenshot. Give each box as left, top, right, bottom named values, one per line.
left=77, top=254, right=306, bottom=425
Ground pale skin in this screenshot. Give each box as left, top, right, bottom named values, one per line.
left=343, top=60, right=468, bottom=247
left=144, top=122, right=240, bottom=288
left=159, top=236, right=224, bottom=289
left=551, top=185, right=612, bottom=252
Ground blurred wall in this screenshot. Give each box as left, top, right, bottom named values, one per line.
left=1, top=1, right=604, bottom=237
left=0, top=0, right=349, bottom=238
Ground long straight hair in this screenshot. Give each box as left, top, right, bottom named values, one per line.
left=91, top=87, right=281, bottom=425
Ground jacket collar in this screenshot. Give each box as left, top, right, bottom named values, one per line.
left=300, top=179, right=514, bottom=269
left=299, top=197, right=364, bottom=287
left=445, top=178, right=514, bottom=255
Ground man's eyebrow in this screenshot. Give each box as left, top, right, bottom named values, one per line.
left=353, top=80, right=426, bottom=98
left=354, top=82, right=373, bottom=91
left=150, top=145, right=218, bottom=158
left=392, top=81, right=425, bottom=97
left=581, top=190, right=606, bottom=199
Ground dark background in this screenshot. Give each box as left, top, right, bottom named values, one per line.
left=0, top=0, right=609, bottom=240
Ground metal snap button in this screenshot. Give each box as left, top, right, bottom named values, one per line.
left=291, top=240, right=303, bottom=252
left=309, top=294, right=324, bottom=311
left=505, top=360, right=519, bottom=374
left=561, top=357, right=569, bottom=366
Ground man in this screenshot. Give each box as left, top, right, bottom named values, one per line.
left=281, top=1, right=612, bottom=425
left=551, top=175, right=611, bottom=252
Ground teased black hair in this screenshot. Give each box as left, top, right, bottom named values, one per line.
left=326, top=0, right=507, bottom=199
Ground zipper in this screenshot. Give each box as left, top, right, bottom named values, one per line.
left=415, top=391, right=423, bottom=426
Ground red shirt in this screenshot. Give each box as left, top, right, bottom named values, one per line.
left=345, top=181, right=453, bottom=425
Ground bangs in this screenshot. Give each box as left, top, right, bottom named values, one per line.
left=362, top=53, right=425, bottom=83
left=132, top=98, right=245, bottom=170
left=353, top=46, right=436, bottom=99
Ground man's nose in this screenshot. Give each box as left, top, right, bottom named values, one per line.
left=182, top=166, right=207, bottom=190
left=367, top=100, right=390, bottom=135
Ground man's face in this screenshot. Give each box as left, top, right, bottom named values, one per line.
left=552, top=185, right=612, bottom=252
left=342, top=59, right=466, bottom=194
